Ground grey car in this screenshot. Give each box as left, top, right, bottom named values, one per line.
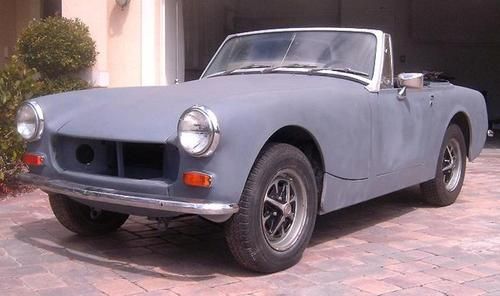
left=17, top=28, right=488, bottom=273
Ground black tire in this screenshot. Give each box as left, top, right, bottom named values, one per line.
left=225, top=143, right=318, bottom=273
left=49, top=194, right=129, bottom=236
left=420, top=124, right=467, bottom=206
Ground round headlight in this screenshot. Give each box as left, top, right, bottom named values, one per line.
left=16, top=101, right=44, bottom=141
left=178, top=106, right=220, bottom=157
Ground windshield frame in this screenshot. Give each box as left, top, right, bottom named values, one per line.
left=200, top=28, right=386, bottom=93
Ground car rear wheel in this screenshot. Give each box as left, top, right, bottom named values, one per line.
left=225, top=143, right=317, bottom=273
left=49, top=194, right=129, bottom=236
left=420, top=124, right=467, bottom=206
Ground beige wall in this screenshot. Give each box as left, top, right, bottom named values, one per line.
left=15, top=0, right=41, bottom=35
left=62, top=0, right=167, bottom=87
left=0, top=0, right=155, bottom=87
left=0, top=0, right=41, bottom=69
left=0, top=0, right=17, bottom=68
left=106, top=0, right=142, bottom=87
left=62, top=0, right=109, bottom=85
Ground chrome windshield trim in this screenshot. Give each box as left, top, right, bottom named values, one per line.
left=18, top=173, right=239, bottom=216
left=200, top=27, right=385, bottom=92
left=209, top=69, right=371, bottom=86
left=205, top=67, right=270, bottom=78
left=312, top=70, right=372, bottom=85
left=227, top=27, right=383, bottom=38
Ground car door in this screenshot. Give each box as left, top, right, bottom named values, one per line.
left=373, top=87, right=434, bottom=176
left=370, top=33, right=434, bottom=178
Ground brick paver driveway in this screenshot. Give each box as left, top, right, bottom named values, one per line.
left=1, top=146, right=499, bottom=296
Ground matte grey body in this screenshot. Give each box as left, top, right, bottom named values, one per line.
left=23, top=72, right=487, bottom=219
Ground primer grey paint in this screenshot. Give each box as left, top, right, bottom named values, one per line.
left=23, top=29, right=488, bottom=220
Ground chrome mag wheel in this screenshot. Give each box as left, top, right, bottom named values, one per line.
left=261, top=169, right=307, bottom=251
left=442, top=138, right=463, bottom=192
left=225, top=143, right=317, bottom=272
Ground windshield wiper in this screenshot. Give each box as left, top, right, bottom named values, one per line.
left=308, top=67, right=369, bottom=77
left=206, top=64, right=272, bottom=78
left=206, top=64, right=369, bottom=78
left=263, top=63, right=319, bottom=73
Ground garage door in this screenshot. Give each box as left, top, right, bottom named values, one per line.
left=181, top=0, right=500, bottom=122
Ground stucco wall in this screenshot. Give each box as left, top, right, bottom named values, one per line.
left=62, top=0, right=109, bottom=86
left=0, top=0, right=41, bottom=69
left=62, top=0, right=166, bottom=87
left=0, top=1, right=17, bottom=69
left=106, top=0, right=142, bottom=87
left=15, top=0, right=41, bottom=35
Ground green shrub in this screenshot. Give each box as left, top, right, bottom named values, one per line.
left=1, top=17, right=97, bottom=192
left=17, top=17, right=97, bottom=78
left=0, top=56, right=42, bottom=183
left=39, top=76, right=91, bottom=96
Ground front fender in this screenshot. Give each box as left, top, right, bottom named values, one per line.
left=169, top=82, right=372, bottom=205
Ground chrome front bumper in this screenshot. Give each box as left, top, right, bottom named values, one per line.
left=18, top=173, right=239, bottom=216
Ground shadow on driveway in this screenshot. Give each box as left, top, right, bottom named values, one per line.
left=11, top=185, right=426, bottom=280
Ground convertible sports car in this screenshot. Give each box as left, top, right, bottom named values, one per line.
left=17, top=28, right=487, bottom=273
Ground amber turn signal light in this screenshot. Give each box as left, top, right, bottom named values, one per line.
left=22, top=153, right=44, bottom=166
left=183, top=171, right=212, bottom=188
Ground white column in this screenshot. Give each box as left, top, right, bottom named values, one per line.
left=164, top=0, right=185, bottom=85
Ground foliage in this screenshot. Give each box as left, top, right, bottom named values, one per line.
left=0, top=56, right=42, bottom=183
left=39, top=76, right=91, bottom=96
left=17, top=17, right=97, bottom=78
left=1, top=17, right=97, bottom=193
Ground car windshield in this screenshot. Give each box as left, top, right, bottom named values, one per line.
left=202, top=31, right=377, bottom=79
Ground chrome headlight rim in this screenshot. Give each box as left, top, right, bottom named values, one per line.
left=16, top=101, right=44, bottom=142
left=178, top=105, right=220, bottom=157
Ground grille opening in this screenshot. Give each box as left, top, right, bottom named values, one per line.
left=105, top=142, right=118, bottom=176
left=56, top=136, right=178, bottom=180
left=76, top=144, right=95, bottom=165
left=56, top=137, right=118, bottom=176
left=123, top=143, right=164, bottom=179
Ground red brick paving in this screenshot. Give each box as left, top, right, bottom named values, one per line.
left=0, top=148, right=499, bottom=295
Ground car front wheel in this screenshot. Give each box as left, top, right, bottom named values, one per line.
left=49, top=194, right=129, bottom=236
left=225, top=143, right=318, bottom=273
left=420, top=124, right=467, bottom=206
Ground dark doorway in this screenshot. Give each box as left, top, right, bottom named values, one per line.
left=42, top=0, right=62, bottom=18
left=183, top=0, right=341, bottom=81
left=182, top=0, right=500, bottom=124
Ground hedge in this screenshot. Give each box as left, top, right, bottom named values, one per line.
left=17, top=17, right=97, bottom=78
left=0, top=57, right=41, bottom=184
left=1, top=17, right=97, bottom=191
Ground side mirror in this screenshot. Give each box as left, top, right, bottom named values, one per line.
left=397, top=73, right=424, bottom=100
left=397, top=73, right=424, bottom=89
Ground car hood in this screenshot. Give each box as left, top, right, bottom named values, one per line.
left=36, top=74, right=362, bottom=142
